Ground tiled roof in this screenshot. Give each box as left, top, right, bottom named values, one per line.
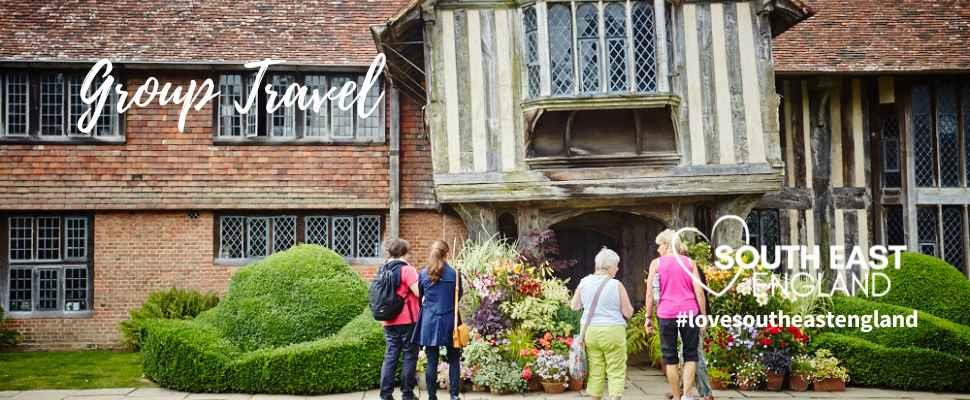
left=0, top=0, right=410, bottom=66
left=773, top=0, right=970, bottom=73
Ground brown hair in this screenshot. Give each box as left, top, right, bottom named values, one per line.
left=427, top=240, right=450, bottom=283
left=383, top=238, right=410, bottom=258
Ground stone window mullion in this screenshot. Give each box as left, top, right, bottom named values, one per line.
left=625, top=0, right=636, bottom=93
left=598, top=1, right=607, bottom=94
left=536, top=1, right=552, bottom=97
left=654, top=0, right=668, bottom=92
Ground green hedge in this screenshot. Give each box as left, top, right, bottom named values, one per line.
left=874, top=252, right=970, bottom=326
left=812, top=333, right=970, bottom=393
left=198, top=245, right=367, bottom=351
left=119, top=287, right=219, bottom=351
left=831, top=295, right=970, bottom=358
left=142, top=311, right=385, bottom=394
left=142, top=245, right=381, bottom=394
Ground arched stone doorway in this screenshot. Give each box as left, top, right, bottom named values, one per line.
left=551, top=211, right=666, bottom=308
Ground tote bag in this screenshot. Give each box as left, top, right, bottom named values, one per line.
left=568, top=278, right=611, bottom=381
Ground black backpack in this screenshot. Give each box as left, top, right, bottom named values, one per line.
left=369, top=260, right=406, bottom=321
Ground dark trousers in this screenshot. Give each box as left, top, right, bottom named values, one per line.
left=425, top=345, right=462, bottom=400
left=659, top=317, right=699, bottom=364
left=380, top=324, right=418, bottom=400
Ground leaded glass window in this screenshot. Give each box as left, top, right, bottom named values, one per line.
left=219, top=216, right=246, bottom=259
left=547, top=4, right=575, bottom=95
left=917, top=206, right=938, bottom=256
left=604, top=3, right=628, bottom=92
left=218, top=74, right=245, bottom=137
left=936, top=83, right=960, bottom=187
left=964, top=83, right=970, bottom=186
left=305, top=75, right=329, bottom=137
left=5, top=72, right=29, bottom=136
left=4, top=216, right=92, bottom=315
left=912, top=85, right=936, bottom=187
left=523, top=6, right=541, bottom=98
left=632, top=2, right=657, bottom=92
left=272, top=216, right=297, bottom=253
left=356, top=216, right=382, bottom=258
left=576, top=4, right=601, bottom=93
left=269, top=74, right=297, bottom=137
left=40, top=74, right=65, bottom=136
left=356, top=75, right=385, bottom=139
left=217, top=214, right=383, bottom=261
left=332, top=216, right=356, bottom=257
left=68, top=76, right=87, bottom=136
left=247, top=217, right=270, bottom=258
left=881, top=111, right=901, bottom=188
left=884, top=205, right=905, bottom=247
left=745, top=209, right=780, bottom=264
left=331, top=77, right=355, bottom=139
left=942, top=206, right=965, bottom=270
left=305, top=216, right=330, bottom=246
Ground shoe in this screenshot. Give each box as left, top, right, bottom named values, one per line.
left=681, top=395, right=696, bottom=400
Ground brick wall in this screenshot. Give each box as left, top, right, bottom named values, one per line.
left=399, top=95, right=437, bottom=209
left=398, top=210, right=468, bottom=269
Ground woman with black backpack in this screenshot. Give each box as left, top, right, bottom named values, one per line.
left=374, top=238, right=421, bottom=400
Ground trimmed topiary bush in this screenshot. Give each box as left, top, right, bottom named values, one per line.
left=874, top=252, right=970, bottom=326
left=141, top=245, right=381, bottom=394
left=198, top=245, right=367, bottom=351
left=119, top=287, right=219, bottom=350
left=831, top=295, right=970, bottom=358
left=812, top=333, right=970, bottom=393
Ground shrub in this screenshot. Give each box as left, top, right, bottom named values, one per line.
left=198, top=245, right=367, bottom=351
left=142, top=245, right=382, bottom=394
left=874, top=252, right=970, bottom=326
left=812, top=333, right=970, bottom=392
left=831, top=295, right=970, bottom=358
left=0, top=307, right=22, bottom=348
left=119, top=287, right=219, bottom=350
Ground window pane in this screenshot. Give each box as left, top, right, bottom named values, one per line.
left=305, top=216, right=330, bottom=247
left=269, top=75, right=296, bottom=137
left=68, top=76, right=89, bottom=136
left=245, top=74, right=259, bottom=137
left=912, top=85, right=936, bottom=187
left=8, top=268, right=32, bottom=312
left=305, top=75, right=329, bottom=137
left=40, top=74, right=65, bottom=136
left=942, top=206, right=965, bottom=270
left=332, top=216, right=355, bottom=257
left=917, top=206, right=938, bottom=256
left=6, top=72, right=29, bottom=136
left=760, top=210, right=780, bottom=264
left=964, top=83, right=970, bottom=186
left=356, top=216, right=382, bottom=258
left=92, top=77, right=116, bottom=137
left=632, top=2, right=657, bottom=92
left=247, top=217, right=270, bottom=258
left=547, top=4, right=574, bottom=95
left=881, top=112, right=901, bottom=188
left=356, top=75, right=384, bottom=139
left=37, top=269, right=59, bottom=311
left=884, top=205, right=905, bottom=246
left=936, top=82, right=960, bottom=187
left=576, top=4, right=601, bottom=93
left=272, top=216, right=296, bottom=253
left=523, top=6, right=541, bottom=98
left=9, top=217, right=33, bottom=261
left=331, top=77, right=355, bottom=138
left=66, top=217, right=88, bottom=260
left=36, top=216, right=61, bottom=260
left=604, top=3, right=628, bottom=92
left=219, top=216, right=245, bottom=259
left=64, top=267, right=89, bottom=311
left=218, top=75, right=244, bottom=137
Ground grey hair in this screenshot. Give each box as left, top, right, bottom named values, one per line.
left=594, top=247, right=620, bottom=271
left=655, top=229, right=688, bottom=254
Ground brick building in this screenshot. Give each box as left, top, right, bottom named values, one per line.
left=0, top=0, right=967, bottom=350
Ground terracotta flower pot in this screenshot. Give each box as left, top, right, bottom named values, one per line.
left=737, top=381, right=758, bottom=391
left=541, top=381, right=567, bottom=394
left=765, top=372, right=785, bottom=391
left=709, top=378, right=729, bottom=390
left=789, top=374, right=810, bottom=392
left=472, top=384, right=487, bottom=392
left=814, top=378, right=846, bottom=392
left=527, top=377, right=543, bottom=392
left=569, top=376, right=585, bottom=391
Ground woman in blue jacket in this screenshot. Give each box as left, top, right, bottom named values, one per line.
left=414, top=240, right=462, bottom=400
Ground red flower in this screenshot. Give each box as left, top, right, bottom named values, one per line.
left=760, top=338, right=774, bottom=347
left=787, top=326, right=801, bottom=336
left=521, top=367, right=533, bottom=381
left=769, top=326, right=781, bottom=335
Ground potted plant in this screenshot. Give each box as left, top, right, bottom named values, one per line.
left=761, top=350, right=790, bottom=391
left=472, top=360, right=527, bottom=394
left=707, top=367, right=731, bottom=390
left=811, top=350, right=848, bottom=392
left=734, top=359, right=766, bottom=391
left=521, top=365, right=542, bottom=392
left=534, top=350, right=569, bottom=393
left=789, top=355, right=813, bottom=392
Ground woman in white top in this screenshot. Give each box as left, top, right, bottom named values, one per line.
left=570, top=247, right=635, bottom=400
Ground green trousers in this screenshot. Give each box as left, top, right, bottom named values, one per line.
left=585, top=325, right=627, bottom=397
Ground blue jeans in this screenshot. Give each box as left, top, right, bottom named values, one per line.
left=425, top=346, right=462, bottom=400
left=381, top=324, right=418, bottom=400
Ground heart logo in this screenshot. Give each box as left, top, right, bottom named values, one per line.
left=670, top=215, right=751, bottom=297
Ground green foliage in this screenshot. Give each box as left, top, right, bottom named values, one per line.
left=808, top=349, right=848, bottom=382
left=0, top=307, right=22, bottom=348
left=873, top=252, right=970, bottom=326
left=198, top=245, right=367, bottom=351
left=554, top=304, right=580, bottom=336
left=472, top=360, right=527, bottom=393
left=626, top=308, right=660, bottom=366
left=790, top=354, right=813, bottom=378
left=455, top=236, right=519, bottom=317
left=707, top=366, right=731, bottom=383
left=812, top=333, right=970, bottom=392
left=500, top=327, right=536, bottom=365
left=831, top=295, right=970, bottom=358
left=735, top=359, right=766, bottom=386
left=119, top=287, right=219, bottom=350
left=142, top=245, right=381, bottom=394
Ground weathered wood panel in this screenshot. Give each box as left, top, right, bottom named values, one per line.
left=683, top=3, right=706, bottom=165
left=723, top=3, right=749, bottom=163
left=441, top=10, right=462, bottom=173
left=467, top=9, right=489, bottom=172
left=710, top=2, right=736, bottom=164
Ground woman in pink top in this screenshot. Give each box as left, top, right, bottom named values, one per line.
left=643, top=229, right=707, bottom=400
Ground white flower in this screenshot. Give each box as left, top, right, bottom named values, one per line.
left=755, top=293, right=769, bottom=306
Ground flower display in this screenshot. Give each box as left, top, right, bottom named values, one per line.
left=533, top=350, right=569, bottom=383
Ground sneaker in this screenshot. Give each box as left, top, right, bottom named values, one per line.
left=681, top=395, right=696, bottom=400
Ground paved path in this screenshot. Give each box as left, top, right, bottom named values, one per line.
left=2, top=367, right=966, bottom=400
